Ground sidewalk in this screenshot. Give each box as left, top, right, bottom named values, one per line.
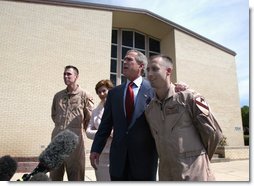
left=11, top=159, right=249, bottom=181
left=210, top=159, right=249, bottom=181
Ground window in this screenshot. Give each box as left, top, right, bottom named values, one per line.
left=149, top=38, right=160, bottom=56
left=110, top=30, right=118, bottom=86
left=110, top=29, right=160, bottom=86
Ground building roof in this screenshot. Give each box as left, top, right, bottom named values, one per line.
left=17, top=0, right=236, bottom=56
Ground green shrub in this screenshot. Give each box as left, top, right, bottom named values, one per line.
left=219, top=135, right=228, bottom=146
left=244, top=135, right=249, bottom=146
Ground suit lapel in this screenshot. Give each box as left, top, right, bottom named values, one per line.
left=128, top=79, right=152, bottom=129
left=119, top=83, right=126, bottom=115
left=119, top=83, right=128, bottom=125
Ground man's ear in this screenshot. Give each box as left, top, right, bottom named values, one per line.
left=167, top=67, right=173, bottom=75
left=139, top=63, right=144, bottom=69
left=75, top=74, right=79, bottom=81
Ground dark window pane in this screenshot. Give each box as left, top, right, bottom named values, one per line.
left=110, top=74, right=117, bottom=86
left=135, top=32, right=145, bottom=49
left=149, top=38, right=160, bottom=52
left=122, top=47, right=131, bottom=59
left=122, top=31, right=133, bottom=47
left=112, top=30, right=117, bottom=44
left=111, top=59, right=117, bottom=73
left=121, top=75, right=127, bottom=84
left=138, top=50, right=145, bottom=55
left=149, top=52, right=158, bottom=57
left=111, top=45, right=117, bottom=58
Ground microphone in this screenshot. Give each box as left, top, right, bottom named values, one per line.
left=0, top=155, right=18, bottom=181
left=18, top=129, right=79, bottom=181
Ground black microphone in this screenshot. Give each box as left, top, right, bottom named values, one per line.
left=0, top=155, right=18, bottom=181
left=18, top=129, right=79, bottom=181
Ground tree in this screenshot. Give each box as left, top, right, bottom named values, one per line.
left=241, top=105, right=249, bottom=135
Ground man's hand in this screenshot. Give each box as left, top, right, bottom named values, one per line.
left=174, top=82, right=189, bottom=92
left=175, top=82, right=200, bottom=96
left=90, top=152, right=100, bottom=170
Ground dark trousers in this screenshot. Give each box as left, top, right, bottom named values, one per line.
left=110, top=154, right=155, bottom=181
left=110, top=160, right=130, bottom=181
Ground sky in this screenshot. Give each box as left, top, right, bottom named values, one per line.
left=72, top=0, right=250, bottom=107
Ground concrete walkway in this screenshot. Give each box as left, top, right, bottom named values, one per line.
left=210, top=159, right=249, bottom=181
left=10, top=159, right=249, bottom=182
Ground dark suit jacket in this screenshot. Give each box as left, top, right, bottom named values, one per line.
left=91, top=78, right=158, bottom=180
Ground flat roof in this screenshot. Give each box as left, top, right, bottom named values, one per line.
left=14, top=0, right=236, bottom=56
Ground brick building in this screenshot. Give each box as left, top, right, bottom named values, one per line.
left=0, top=0, right=247, bottom=163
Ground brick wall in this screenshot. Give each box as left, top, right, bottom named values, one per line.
left=0, top=0, right=112, bottom=157
left=174, top=30, right=244, bottom=147
left=216, top=146, right=249, bottom=160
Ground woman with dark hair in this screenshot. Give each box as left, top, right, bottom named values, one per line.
left=86, top=79, right=113, bottom=181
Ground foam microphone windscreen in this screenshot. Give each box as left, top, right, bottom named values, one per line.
left=17, top=129, right=79, bottom=181
left=0, top=155, right=17, bottom=181
left=39, top=129, right=79, bottom=170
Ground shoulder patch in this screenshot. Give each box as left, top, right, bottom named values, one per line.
left=195, top=96, right=209, bottom=115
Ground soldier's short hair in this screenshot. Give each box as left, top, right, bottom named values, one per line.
left=65, top=65, right=79, bottom=75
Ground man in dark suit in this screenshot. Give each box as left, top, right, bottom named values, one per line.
left=90, top=50, right=158, bottom=181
